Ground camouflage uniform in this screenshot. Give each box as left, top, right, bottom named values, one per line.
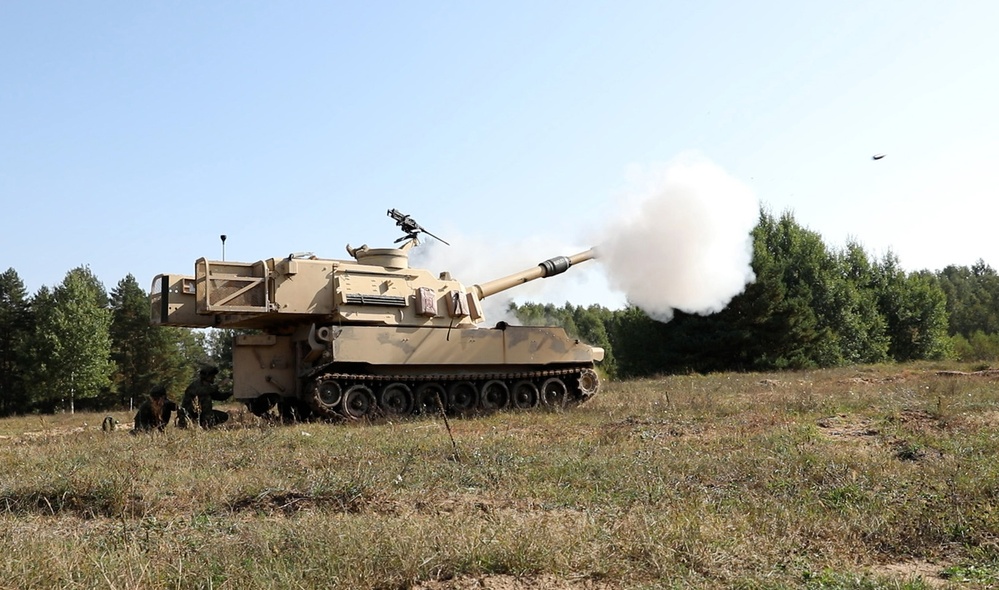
left=179, top=366, right=231, bottom=429
left=132, top=385, right=177, bottom=433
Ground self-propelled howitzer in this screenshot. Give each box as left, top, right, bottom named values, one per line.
left=150, top=222, right=603, bottom=421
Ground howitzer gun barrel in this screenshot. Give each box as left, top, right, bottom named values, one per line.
left=472, top=248, right=596, bottom=300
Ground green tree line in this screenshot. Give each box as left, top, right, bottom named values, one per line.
left=513, top=209, right=998, bottom=379
left=1, top=208, right=997, bottom=415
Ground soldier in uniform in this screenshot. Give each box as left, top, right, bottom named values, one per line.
left=178, top=366, right=231, bottom=429
left=132, top=384, right=177, bottom=433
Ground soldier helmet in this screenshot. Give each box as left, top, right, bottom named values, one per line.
left=199, top=366, right=220, bottom=377
left=150, top=385, right=168, bottom=398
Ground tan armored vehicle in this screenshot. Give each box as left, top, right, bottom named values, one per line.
left=150, top=210, right=604, bottom=420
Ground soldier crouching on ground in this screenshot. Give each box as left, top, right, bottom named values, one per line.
left=132, top=384, right=177, bottom=434
left=178, top=366, right=231, bottom=429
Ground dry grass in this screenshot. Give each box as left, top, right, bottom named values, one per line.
left=3, top=363, right=999, bottom=588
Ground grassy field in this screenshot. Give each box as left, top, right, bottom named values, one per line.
left=3, top=363, right=999, bottom=589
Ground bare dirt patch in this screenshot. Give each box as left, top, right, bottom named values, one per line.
left=413, top=573, right=618, bottom=590
left=873, top=560, right=950, bottom=588
left=0, top=424, right=97, bottom=442
left=837, top=375, right=907, bottom=385
left=816, top=414, right=879, bottom=439
left=936, top=369, right=999, bottom=378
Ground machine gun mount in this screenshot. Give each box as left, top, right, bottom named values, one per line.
left=387, top=209, right=450, bottom=245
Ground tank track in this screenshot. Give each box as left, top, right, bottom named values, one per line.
left=268, top=366, right=600, bottom=422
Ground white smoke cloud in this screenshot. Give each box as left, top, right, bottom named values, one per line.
left=597, top=153, right=758, bottom=322
left=410, top=153, right=758, bottom=325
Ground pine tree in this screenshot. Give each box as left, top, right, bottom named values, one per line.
left=0, top=269, right=33, bottom=415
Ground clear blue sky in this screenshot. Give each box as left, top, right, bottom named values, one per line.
left=3, top=2, right=997, bottom=311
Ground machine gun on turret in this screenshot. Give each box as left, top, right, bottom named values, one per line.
left=387, top=209, right=450, bottom=245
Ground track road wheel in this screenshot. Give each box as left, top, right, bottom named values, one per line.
left=448, top=381, right=478, bottom=415
left=311, top=379, right=343, bottom=415
left=480, top=380, right=510, bottom=412
left=415, top=383, right=446, bottom=415
left=576, top=368, right=600, bottom=402
left=511, top=380, right=539, bottom=409
left=541, top=377, right=568, bottom=409
left=379, top=382, right=415, bottom=416
left=341, top=384, right=376, bottom=419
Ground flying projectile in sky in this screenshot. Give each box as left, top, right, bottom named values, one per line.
left=872, top=154, right=886, bottom=160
